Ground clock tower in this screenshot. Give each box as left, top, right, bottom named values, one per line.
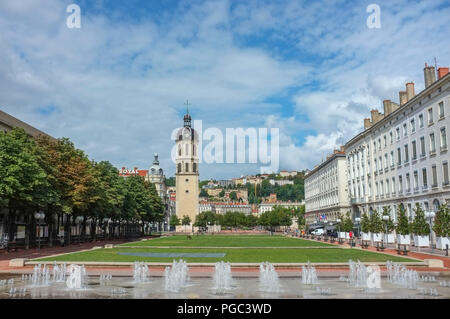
left=175, top=103, right=199, bottom=232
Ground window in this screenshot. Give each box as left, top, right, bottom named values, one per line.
left=428, top=108, right=433, bottom=124
left=432, top=165, right=437, bottom=187
left=398, top=175, right=403, bottom=193
left=413, top=171, right=418, bottom=190
left=384, top=153, right=388, bottom=169
left=439, top=101, right=445, bottom=119
left=412, top=140, right=417, bottom=160
left=396, top=127, right=400, bottom=140
left=193, top=163, right=197, bottom=173
left=378, top=138, right=381, bottom=150
left=375, top=182, right=379, bottom=196
left=419, top=114, right=424, bottom=128
left=420, top=136, right=426, bottom=157
left=389, top=131, right=393, bottom=144
left=403, top=123, right=407, bottom=137
left=383, top=135, right=387, bottom=147
left=390, top=151, right=394, bottom=166
left=185, top=163, right=189, bottom=172
left=443, top=161, right=449, bottom=185
left=440, top=127, right=447, bottom=150
left=185, top=143, right=189, bottom=155
left=422, top=168, right=427, bottom=187
left=430, top=133, right=436, bottom=153
left=380, top=181, right=384, bottom=195
left=397, top=148, right=402, bottom=165
left=379, top=156, right=382, bottom=170
left=373, top=141, right=376, bottom=153
left=374, top=158, right=377, bottom=171
left=404, top=144, right=409, bottom=163
left=177, top=163, right=181, bottom=173
left=406, top=173, right=411, bottom=192
left=178, top=146, right=182, bottom=156
left=392, top=177, right=396, bottom=193
left=411, top=118, right=416, bottom=133
left=386, top=179, right=390, bottom=194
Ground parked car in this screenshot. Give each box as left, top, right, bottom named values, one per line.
left=311, top=228, right=324, bottom=236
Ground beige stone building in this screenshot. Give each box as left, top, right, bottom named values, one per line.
left=175, top=109, right=199, bottom=231
left=0, top=109, right=53, bottom=139
left=345, top=65, right=450, bottom=230
left=305, top=148, right=350, bottom=224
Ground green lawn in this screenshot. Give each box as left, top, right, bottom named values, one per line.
left=35, top=247, right=415, bottom=263
left=119, top=235, right=332, bottom=247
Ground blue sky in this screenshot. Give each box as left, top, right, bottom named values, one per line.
left=0, top=0, right=449, bottom=179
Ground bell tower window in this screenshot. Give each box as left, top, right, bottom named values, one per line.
left=185, top=163, right=189, bottom=172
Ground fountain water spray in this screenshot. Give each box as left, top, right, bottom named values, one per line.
left=165, top=259, right=189, bottom=293
left=213, top=261, right=233, bottom=293
left=259, top=262, right=280, bottom=293
left=133, top=262, right=149, bottom=283
left=348, top=260, right=368, bottom=288
left=302, top=261, right=319, bottom=285
left=386, top=261, right=419, bottom=289
left=66, top=264, right=87, bottom=289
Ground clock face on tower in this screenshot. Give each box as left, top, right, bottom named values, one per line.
left=182, top=127, right=191, bottom=139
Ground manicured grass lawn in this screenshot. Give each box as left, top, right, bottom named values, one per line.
left=119, top=235, right=332, bottom=247
left=35, top=247, right=415, bottom=263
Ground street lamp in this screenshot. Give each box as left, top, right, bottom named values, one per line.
left=425, top=211, right=435, bottom=253
left=34, top=212, right=45, bottom=250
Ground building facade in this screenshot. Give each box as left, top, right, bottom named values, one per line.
left=175, top=109, right=199, bottom=230
left=345, top=66, right=450, bottom=224
left=305, top=149, right=350, bottom=224
left=147, top=153, right=169, bottom=231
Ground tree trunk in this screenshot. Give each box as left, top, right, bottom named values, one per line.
left=25, top=214, right=31, bottom=250
left=7, top=208, right=16, bottom=242
left=47, top=210, right=54, bottom=248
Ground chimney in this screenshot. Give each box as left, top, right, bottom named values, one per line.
left=399, top=91, right=407, bottom=106
left=438, top=67, right=449, bottom=79
left=364, top=118, right=372, bottom=129
left=371, top=109, right=384, bottom=124
left=383, top=100, right=392, bottom=116
left=406, top=82, right=415, bottom=101
left=424, top=64, right=436, bottom=88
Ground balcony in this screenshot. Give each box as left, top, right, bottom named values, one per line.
left=444, top=181, right=450, bottom=188
left=430, top=150, right=436, bottom=157
left=441, top=146, right=448, bottom=152
left=431, top=183, right=438, bottom=189
left=422, top=185, right=428, bottom=191
left=413, top=187, right=420, bottom=193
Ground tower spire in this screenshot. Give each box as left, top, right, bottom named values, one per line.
left=183, top=100, right=192, bottom=127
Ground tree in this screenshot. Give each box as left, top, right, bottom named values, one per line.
left=369, top=210, right=383, bottom=233
left=194, top=211, right=217, bottom=228
left=411, top=203, right=430, bottom=236
left=433, top=204, right=450, bottom=237
left=229, top=191, right=237, bottom=201
left=199, top=188, right=209, bottom=198
left=169, top=214, right=181, bottom=230
left=0, top=128, right=51, bottom=248
left=342, top=211, right=354, bottom=232
left=182, top=215, right=191, bottom=233
left=218, top=189, right=225, bottom=198
left=396, top=205, right=410, bottom=235
left=361, top=212, right=370, bottom=233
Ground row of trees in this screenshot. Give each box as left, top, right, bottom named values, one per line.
left=0, top=128, right=164, bottom=248
left=360, top=204, right=449, bottom=236
left=169, top=206, right=306, bottom=233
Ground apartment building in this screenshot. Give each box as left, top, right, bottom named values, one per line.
left=305, top=148, right=350, bottom=224
left=345, top=65, right=450, bottom=222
